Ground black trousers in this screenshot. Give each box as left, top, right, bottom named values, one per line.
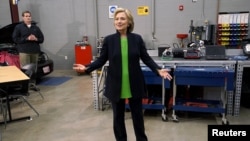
left=111, top=98, right=148, bottom=141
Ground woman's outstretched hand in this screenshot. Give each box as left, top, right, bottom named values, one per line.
left=73, top=64, right=86, bottom=72
left=158, top=69, right=172, bottom=81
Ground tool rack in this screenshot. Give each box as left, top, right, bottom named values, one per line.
left=172, top=66, right=235, bottom=124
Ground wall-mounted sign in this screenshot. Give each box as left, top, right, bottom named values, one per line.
left=137, top=6, right=149, bottom=16
left=109, top=5, right=118, bottom=19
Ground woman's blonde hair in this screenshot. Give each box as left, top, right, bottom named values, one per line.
left=114, top=7, right=134, bottom=33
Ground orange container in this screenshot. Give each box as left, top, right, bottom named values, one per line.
left=176, top=34, right=188, bottom=39
left=75, top=44, right=93, bottom=70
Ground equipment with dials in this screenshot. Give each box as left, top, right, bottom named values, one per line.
left=241, top=38, right=250, bottom=57
left=171, top=47, right=201, bottom=59
left=159, top=40, right=206, bottom=59
left=158, top=44, right=174, bottom=60
left=183, top=48, right=201, bottom=59
left=172, top=48, right=184, bottom=58
left=172, top=42, right=202, bottom=59
left=161, top=46, right=173, bottom=60
left=183, top=42, right=202, bottom=59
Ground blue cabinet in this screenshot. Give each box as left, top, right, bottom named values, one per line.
left=172, top=66, right=235, bottom=124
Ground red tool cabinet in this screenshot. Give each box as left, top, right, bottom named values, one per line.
left=74, top=44, right=93, bottom=74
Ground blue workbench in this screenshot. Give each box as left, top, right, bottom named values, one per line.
left=93, top=58, right=237, bottom=121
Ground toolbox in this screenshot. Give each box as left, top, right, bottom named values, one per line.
left=74, top=43, right=93, bottom=74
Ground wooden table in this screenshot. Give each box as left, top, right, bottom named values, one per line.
left=0, top=66, right=29, bottom=83
left=0, top=66, right=30, bottom=123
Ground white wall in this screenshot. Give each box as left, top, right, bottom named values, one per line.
left=0, top=0, right=12, bottom=28
left=1, top=0, right=250, bottom=69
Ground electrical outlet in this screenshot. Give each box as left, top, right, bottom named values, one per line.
left=65, top=56, right=68, bottom=60
left=152, top=37, right=157, bottom=42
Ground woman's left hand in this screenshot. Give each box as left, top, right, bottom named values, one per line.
left=158, top=69, right=172, bottom=81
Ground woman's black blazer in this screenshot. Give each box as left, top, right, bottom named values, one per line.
left=86, top=32, right=161, bottom=102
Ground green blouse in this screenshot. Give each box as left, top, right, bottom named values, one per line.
left=120, top=37, right=132, bottom=99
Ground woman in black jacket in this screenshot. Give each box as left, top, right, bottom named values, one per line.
left=73, top=7, right=172, bottom=141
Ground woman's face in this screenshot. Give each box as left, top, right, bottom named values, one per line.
left=114, top=12, right=129, bottom=33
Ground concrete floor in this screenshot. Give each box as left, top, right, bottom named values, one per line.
left=1, top=70, right=250, bottom=141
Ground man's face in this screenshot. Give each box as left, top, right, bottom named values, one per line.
left=23, top=13, right=32, bottom=24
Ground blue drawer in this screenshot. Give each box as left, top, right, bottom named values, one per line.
left=141, top=66, right=171, bottom=88
left=174, top=67, right=235, bottom=90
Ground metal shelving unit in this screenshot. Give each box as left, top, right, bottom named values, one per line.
left=234, top=60, right=250, bottom=116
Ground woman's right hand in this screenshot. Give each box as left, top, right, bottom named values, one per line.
left=73, top=64, right=86, bottom=72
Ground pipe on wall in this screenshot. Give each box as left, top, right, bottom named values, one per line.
left=94, top=0, right=99, bottom=47
left=9, top=0, right=19, bottom=23
left=150, top=0, right=156, bottom=49
left=151, top=0, right=156, bottom=40
left=216, top=0, right=220, bottom=24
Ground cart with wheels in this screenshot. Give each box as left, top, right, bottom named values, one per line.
left=125, top=66, right=171, bottom=121
left=172, top=66, right=235, bottom=124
